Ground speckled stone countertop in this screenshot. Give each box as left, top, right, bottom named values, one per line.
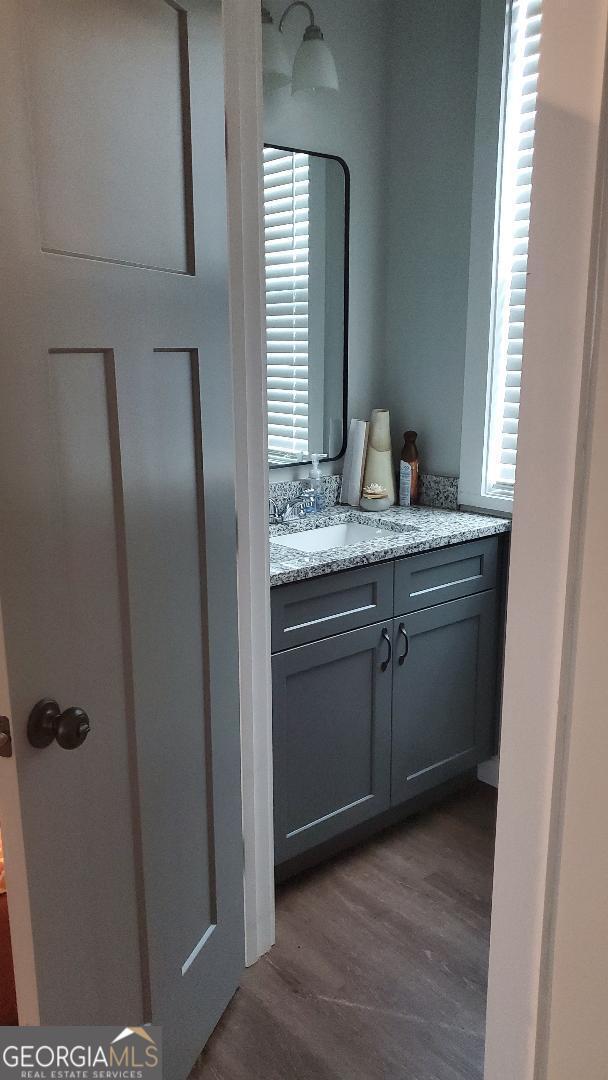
left=269, top=504, right=510, bottom=587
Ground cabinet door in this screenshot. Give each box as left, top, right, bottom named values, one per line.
left=273, top=621, right=393, bottom=863
left=391, top=592, right=498, bottom=804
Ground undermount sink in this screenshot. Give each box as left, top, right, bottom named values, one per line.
left=271, top=521, right=395, bottom=553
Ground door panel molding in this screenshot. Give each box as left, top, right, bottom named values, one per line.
left=22, top=0, right=195, bottom=274
left=47, top=346, right=151, bottom=1016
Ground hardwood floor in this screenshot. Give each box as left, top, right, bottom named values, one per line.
left=192, top=782, right=497, bottom=1080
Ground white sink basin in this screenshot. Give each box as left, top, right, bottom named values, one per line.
left=272, top=521, right=392, bottom=553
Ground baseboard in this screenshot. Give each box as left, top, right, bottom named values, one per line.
left=477, top=756, right=500, bottom=788
left=275, top=772, right=478, bottom=883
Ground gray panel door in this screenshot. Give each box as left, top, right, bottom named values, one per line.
left=391, top=593, right=498, bottom=804
left=273, top=622, right=393, bottom=862
left=0, top=3, right=243, bottom=1076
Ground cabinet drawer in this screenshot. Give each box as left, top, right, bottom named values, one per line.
left=271, top=562, right=394, bottom=651
left=394, top=538, right=498, bottom=615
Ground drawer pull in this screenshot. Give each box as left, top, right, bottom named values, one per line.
left=381, top=627, right=392, bottom=672
left=398, top=622, right=409, bottom=665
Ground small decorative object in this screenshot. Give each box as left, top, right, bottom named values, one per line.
left=340, top=419, right=369, bottom=507
left=362, top=408, right=396, bottom=505
left=399, top=430, right=420, bottom=505
left=399, top=461, right=412, bottom=507
left=360, top=482, right=391, bottom=513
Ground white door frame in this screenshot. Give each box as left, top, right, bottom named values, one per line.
left=228, top=6, right=608, bottom=1080
left=534, top=80, right=608, bottom=1077
left=484, top=2, right=608, bottom=1076
left=223, top=0, right=275, bottom=965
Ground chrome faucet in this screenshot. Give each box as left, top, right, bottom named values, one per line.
left=269, top=493, right=314, bottom=523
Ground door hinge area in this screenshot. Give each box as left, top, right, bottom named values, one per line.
left=0, top=716, right=12, bottom=758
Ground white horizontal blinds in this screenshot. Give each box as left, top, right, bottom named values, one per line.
left=263, top=146, right=310, bottom=456
left=486, top=0, right=542, bottom=491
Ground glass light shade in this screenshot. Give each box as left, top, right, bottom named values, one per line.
left=292, top=35, right=339, bottom=95
left=262, top=21, right=291, bottom=89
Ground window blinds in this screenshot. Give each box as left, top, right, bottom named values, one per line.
left=263, top=147, right=310, bottom=458
left=487, top=0, right=542, bottom=490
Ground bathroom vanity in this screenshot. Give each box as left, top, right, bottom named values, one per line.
left=269, top=505, right=510, bottom=874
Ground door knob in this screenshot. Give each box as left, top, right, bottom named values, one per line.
left=28, top=699, right=91, bottom=750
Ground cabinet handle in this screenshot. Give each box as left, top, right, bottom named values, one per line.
left=398, top=623, right=409, bottom=665
left=381, top=627, right=392, bottom=671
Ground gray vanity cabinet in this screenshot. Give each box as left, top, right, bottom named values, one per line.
left=271, top=536, right=504, bottom=869
left=272, top=621, right=392, bottom=862
left=390, top=591, right=498, bottom=805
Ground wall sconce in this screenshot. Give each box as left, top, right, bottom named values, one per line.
left=261, top=2, right=339, bottom=95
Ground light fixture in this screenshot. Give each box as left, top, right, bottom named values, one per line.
left=262, top=1, right=339, bottom=96
left=261, top=5, right=291, bottom=90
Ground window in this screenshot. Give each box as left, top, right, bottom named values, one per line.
left=263, top=147, right=310, bottom=463
left=459, top=0, right=542, bottom=512
left=487, top=0, right=542, bottom=492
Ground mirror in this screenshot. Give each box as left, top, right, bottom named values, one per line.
left=263, top=144, right=349, bottom=467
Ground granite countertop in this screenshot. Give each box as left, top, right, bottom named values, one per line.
left=269, top=504, right=511, bottom=587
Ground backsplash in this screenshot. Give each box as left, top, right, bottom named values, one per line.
left=269, top=473, right=459, bottom=516
left=418, top=474, right=459, bottom=511
left=269, top=474, right=342, bottom=512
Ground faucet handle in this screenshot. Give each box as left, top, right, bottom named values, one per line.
left=269, top=497, right=282, bottom=524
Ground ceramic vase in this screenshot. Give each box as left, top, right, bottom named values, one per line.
left=363, top=409, right=396, bottom=505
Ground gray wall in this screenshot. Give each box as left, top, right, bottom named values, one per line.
left=265, top=0, right=492, bottom=481
left=383, top=0, right=482, bottom=477
left=264, top=0, right=391, bottom=478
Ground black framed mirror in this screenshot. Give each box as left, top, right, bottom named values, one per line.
left=263, top=143, right=349, bottom=467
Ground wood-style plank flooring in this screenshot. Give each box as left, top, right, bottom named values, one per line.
left=192, top=782, right=497, bottom=1080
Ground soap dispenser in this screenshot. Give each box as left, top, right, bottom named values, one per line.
left=303, top=453, right=326, bottom=512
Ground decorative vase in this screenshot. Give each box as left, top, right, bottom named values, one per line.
left=363, top=409, right=396, bottom=505
left=360, top=481, right=390, bottom=513
left=360, top=494, right=391, bottom=512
